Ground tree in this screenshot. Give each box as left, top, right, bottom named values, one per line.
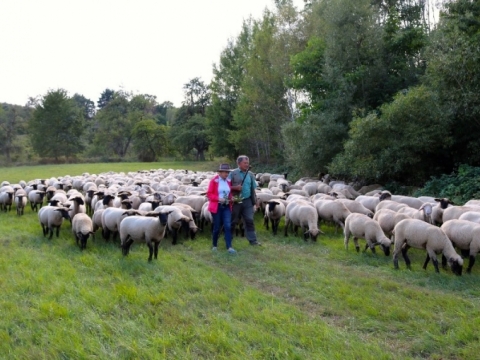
left=171, top=114, right=209, bottom=161
left=92, top=92, right=162, bottom=159
left=208, top=21, right=253, bottom=159
left=132, top=119, right=169, bottom=161
left=29, top=89, right=85, bottom=161
left=424, top=0, right=480, bottom=165
left=97, top=88, right=115, bottom=109
left=329, top=86, right=453, bottom=184
left=170, top=79, right=211, bottom=160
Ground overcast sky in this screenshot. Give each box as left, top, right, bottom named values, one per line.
left=1, top=0, right=304, bottom=108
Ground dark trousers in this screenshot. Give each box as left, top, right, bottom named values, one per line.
left=212, top=204, right=232, bottom=249
left=231, top=198, right=257, bottom=243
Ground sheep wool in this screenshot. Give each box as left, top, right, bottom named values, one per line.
left=393, top=219, right=463, bottom=275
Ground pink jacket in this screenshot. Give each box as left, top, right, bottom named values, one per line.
left=206, top=175, right=233, bottom=213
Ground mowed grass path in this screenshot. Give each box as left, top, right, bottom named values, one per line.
left=1, top=162, right=479, bottom=359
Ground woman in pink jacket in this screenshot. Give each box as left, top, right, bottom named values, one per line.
left=206, top=163, right=235, bottom=253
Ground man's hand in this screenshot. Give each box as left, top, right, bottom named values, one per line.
left=231, top=185, right=242, bottom=192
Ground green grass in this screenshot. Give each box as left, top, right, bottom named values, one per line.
left=1, top=162, right=480, bottom=359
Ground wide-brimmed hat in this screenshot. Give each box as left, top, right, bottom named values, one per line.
left=217, top=163, right=233, bottom=172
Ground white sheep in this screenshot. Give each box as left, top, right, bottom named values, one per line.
left=344, top=213, right=391, bottom=255
left=314, top=200, right=351, bottom=234
left=119, top=211, right=170, bottom=261
left=14, top=189, right=27, bottom=215
left=373, top=208, right=410, bottom=240
left=431, top=198, right=454, bottom=225
left=101, top=207, right=131, bottom=241
left=336, top=198, right=373, bottom=218
left=154, top=205, right=195, bottom=245
left=443, top=206, right=480, bottom=223
left=442, top=219, right=480, bottom=273
left=28, top=190, right=46, bottom=212
left=200, top=201, right=213, bottom=232
left=397, top=203, right=434, bottom=224
left=72, top=213, right=94, bottom=250
left=458, top=211, right=480, bottom=224
left=354, top=195, right=380, bottom=213
left=284, top=200, right=322, bottom=241
left=375, top=200, right=408, bottom=213
left=264, top=199, right=286, bottom=235
left=38, top=206, right=71, bottom=239
left=392, top=219, right=463, bottom=275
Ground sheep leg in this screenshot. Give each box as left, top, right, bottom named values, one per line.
left=432, top=258, right=440, bottom=273
left=154, top=242, right=160, bottom=260
left=56, top=226, right=61, bottom=238
left=147, top=243, right=154, bottom=262
left=344, top=232, right=350, bottom=250
left=284, top=218, right=290, bottom=237
left=401, top=246, right=412, bottom=269
left=264, top=216, right=269, bottom=230
left=273, top=219, right=279, bottom=236
left=467, top=255, right=475, bottom=274
left=353, top=237, right=360, bottom=252
left=172, top=228, right=178, bottom=245
left=122, top=236, right=133, bottom=256
left=422, top=254, right=430, bottom=270
left=441, top=254, right=447, bottom=270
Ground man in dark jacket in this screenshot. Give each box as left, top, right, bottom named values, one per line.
left=229, top=155, right=261, bottom=246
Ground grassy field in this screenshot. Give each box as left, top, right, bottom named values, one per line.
left=1, top=162, right=479, bottom=359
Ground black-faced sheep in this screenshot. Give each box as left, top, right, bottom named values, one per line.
left=373, top=208, right=410, bottom=240
left=314, top=200, right=351, bottom=234
left=38, top=206, right=71, bottom=239
left=336, top=198, right=373, bottom=218
left=72, top=213, right=94, bottom=250
left=264, top=199, right=286, bottom=235
left=119, top=211, right=170, bottom=261
left=344, top=213, right=391, bottom=255
left=441, top=220, right=480, bottom=273
left=392, top=219, right=463, bottom=275
left=284, top=200, right=322, bottom=241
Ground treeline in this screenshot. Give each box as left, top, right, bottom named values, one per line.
left=1, top=0, right=479, bottom=186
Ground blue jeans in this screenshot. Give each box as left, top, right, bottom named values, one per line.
left=212, top=204, right=232, bottom=249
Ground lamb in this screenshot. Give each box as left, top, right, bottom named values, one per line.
left=441, top=220, right=480, bottom=273
left=119, top=211, right=170, bottom=261
left=154, top=205, right=195, bottom=244
left=373, top=208, right=411, bottom=240
left=28, top=190, right=46, bottom=212
left=314, top=200, right=351, bottom=233
left=38, top=206, right=71, bottom=239
left=432, top=198, right=454, bottom=225
left=344, top=213, right=391, bottom=255
left=392, top=219, right=463, bottom=275
left=284, top=200, right=322, bottom=241
left=66, top=195, right=86, bottom=221
left=0, top=186, right=15, bottom=212
left=397, top=203, right=434, bottom=224
left=14, top=189, right=27, bottom=215
left=264, top=200, right=286, bottom=235
left=335, top=199, right=373, bottom=218
left=72, top=213, right=94, bottom=250
left=174, top=195, right=207, bottom=223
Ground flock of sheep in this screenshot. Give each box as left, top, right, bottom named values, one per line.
left=0, top=169, right=480, bottom=274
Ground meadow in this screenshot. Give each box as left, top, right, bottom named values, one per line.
left=0, top=162, right=479, bottom=359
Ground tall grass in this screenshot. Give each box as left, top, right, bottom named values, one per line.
left=1, top=162, right=479, bottom=359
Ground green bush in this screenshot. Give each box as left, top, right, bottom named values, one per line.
left=414, top=164, right=480, bottom=205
